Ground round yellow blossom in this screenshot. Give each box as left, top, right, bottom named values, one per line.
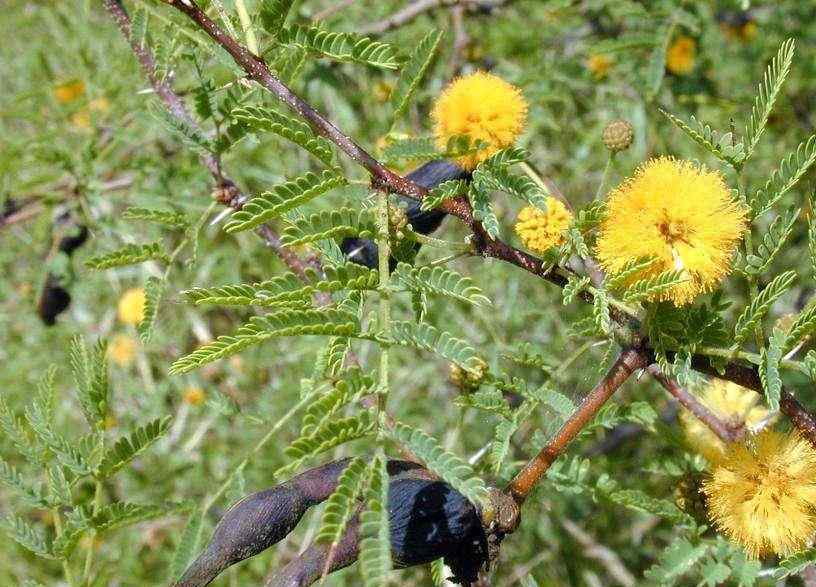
left=89, top=97, right=110, bottom=112
left=666, top=36, right=697, bottom=75
left=118, top=288, right=146, bottom=325
left=70, top=109, right=91, bottom=130
left=432, top=71, right=528, bottom=170
left=108, top=335, right=138, bottom=367
left=586, top=54, right=614, bottom=79
left=54, top=80, right=85, bottom=104
left=703, top=430, right=816, bottom=557
left=183, top=386, right=206, bottom=406
left=681, top=379, right=770, bottom=464
left=595, top=157, right=746, bottom=306
left=514, top=199, right=573, bottom=254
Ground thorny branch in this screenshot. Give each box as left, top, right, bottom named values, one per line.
left=102, top=0, right=313, bottom=279
left=506, top=348, right=648, bottom=504
left=358, top=0, right=513, bottom=36
left=159, top=0, right=816, bottom=452
left=102, top=1, right=816, bottom=584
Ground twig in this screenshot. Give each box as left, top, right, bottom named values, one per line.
left=561, top=519, right=636, bottom=587
left=359, top=0, right=447, bottom=35
left=648, top=364, right=744, bottom=444
left=311, top=0, right=358, bottom=22
left=506, top=348, right=648, bottom=504
left=102, top=0, right=311, bottom=278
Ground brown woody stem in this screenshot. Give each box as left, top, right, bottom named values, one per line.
left=506, top=348, right=648, bottom=504
left=648, top=364, right=743, bottom=444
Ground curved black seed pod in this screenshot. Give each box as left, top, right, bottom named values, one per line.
left=37, top=274, right=71, bottom=326
left=388, top=478, right=488, bottom=584
left=175, top=459, right=353, bottom=587
left=341, top=160, right=470, bottom=269
left=58, top=225, right=89, bottom=255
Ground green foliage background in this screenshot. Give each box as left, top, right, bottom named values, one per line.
left=2, top=0, right=816, bottom=585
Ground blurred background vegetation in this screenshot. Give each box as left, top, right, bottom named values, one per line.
left=2, top=0, right=816, bottom=585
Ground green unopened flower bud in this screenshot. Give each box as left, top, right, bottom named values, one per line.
left=449, top=358, right=489, bottom=393
left=602, top=119, right=634, bottom=152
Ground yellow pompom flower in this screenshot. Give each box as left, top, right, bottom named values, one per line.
left=514, top=199, right=573, bottom=254
left=681, top=379, right=770, bottom=464
left=432, top=71, right=528, bottom=170
left=586, top=54, right=613, bottom=79
left=54, top=80, right=85, bottom=104
left=704, top=430, right=816, bottom=557
left=108, top=335, right=138, bottom=367
left=183, top=386, right=206, bottom=407
left=118, top=288, right=146, bottom=325
left=666, top=36, right=697, bottom=75
left=595, top=157, right=746, bottom=306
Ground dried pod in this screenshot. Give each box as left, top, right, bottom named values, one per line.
left=57, top=224, right=89, bottom=255
left=37, top=274, right=71, bottom=326
left=342, top=160, right=470, bottom=269
left=176, top=459, right=353, bottom=587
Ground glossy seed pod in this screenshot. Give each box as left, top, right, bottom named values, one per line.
left=37, top=274, right=71, bottom=326
left=342, top=160, right=469, bottom=269
left=388, top=477, right=488, bottom=584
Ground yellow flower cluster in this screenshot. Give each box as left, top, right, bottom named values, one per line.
left=595, top=157, right=746, bottom=306
left=704, top=430, right=816, bottom=557
left=432, top=71, right=528, bottom=170
left=118, top=288, right=146, bottom=325
left=680, top=379, right=770, bottom=464
left=514, top=199, right=573, bottom=254
left=666, top=36, right=696, bottom=75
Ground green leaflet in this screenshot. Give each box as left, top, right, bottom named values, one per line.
left=97, top=416, right=172, bottom=479
left=359, top=455, right=392, bottom=587
left=231, top=105, right=335, bottom=165
left=279, top=25, right=399, bottom=70
left=391, top=262, right=491, bottom=307
left=170, top=309, right=361, bottom=374
left=744, top=39, right=795, bottom=160
left=661, top=110, right=746, bottom=168
left=387, top=421, right=489, bottom=507
left=387, top=321, right=483, bottom=374
left=281, top=208, right=378, bottom=247
left=390, top=29, right=444, bottom=126
left=225, top=170, right=346, bottom=233
left=85, top=241, right=169, bottom=270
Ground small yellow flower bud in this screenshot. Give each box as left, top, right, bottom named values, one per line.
left=118, top=288, right=146, bottom=325
left=183, top=386, right=206, bottom=407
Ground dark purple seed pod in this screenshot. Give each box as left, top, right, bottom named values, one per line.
left=175, top=459, right=353, bottom=587
left=37, top=274, right=71, bottom=326
left=388, top=477, right=488, bottom=584
left=58, top=225, right=89, bottom=255
left=341, top=160, right=470, bottom=269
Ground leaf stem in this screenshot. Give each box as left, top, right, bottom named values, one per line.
left=594, top=153, right=614, bottom=200
left=53, top=509, right=77, bottom=587
left=233, top=0, right=258, bottom=55
left=376, top=191, right=392, bottom=422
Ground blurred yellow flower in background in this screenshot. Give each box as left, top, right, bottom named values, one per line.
left=514, top=199, right=573, bottom=254
left=587, top=54, right=613, bottom=79
left=118, top=288, right=146, bottom=325
left=432, top=71, right=528, bottom=170
left=596, top=157, right=746, bottom=306
left=108, top=334, right=138, bottom=367
left=54, top=80, right=85, bottom=104
left=183, top=386, right=206, bottom=406
left=666, top=36, right=697, bottom=75
left=704, top=430, right=816, bottom=557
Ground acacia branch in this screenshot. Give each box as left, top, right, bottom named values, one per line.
left=102, top=0, right=312, bottom=279
left=158, top=0, right=816, bottom=448
left=506, top=348, right=648, bottom=504
left=648, top=364, right=744, bottom=444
